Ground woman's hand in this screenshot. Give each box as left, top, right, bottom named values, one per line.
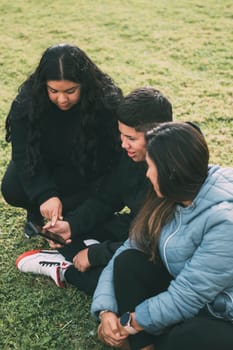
left=73, top=248, right=91, bottom=272
left=40, top=197, right=63, bottom=225
left=43, top=220, right=72, bottom=248
left=98, top=312, right=128, bottom=347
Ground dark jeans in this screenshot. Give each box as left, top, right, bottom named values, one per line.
left=113, top=249, right=233, bottom=350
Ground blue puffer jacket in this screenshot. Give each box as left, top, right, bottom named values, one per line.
left=91, top=165, right=233, bottom=335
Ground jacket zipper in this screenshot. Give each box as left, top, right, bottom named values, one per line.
left=163, top=208, right=182, bottom=275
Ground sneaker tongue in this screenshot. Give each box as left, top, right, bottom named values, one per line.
left=61, top=261, right=70, bottom=268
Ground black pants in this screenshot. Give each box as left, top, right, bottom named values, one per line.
left=113, top=249, right=233, bottom=350
left=1, top=161, right=41, bottom=223
left=57, top=233, right=102, bottom=296
left=60, top=215, right=131, bottom=296
left=64, top=265, right=103, bottom=296
left=1, top=161, right=96, bottom=224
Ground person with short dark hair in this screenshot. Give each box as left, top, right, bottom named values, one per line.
left=16, top=87, right=173, bottom=296
left=92, top=122, right=233, bottom=350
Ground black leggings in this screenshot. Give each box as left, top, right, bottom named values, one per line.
left=113, top=249, right=233, bottom=350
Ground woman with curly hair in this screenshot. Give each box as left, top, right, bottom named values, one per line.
left=1, top=43, right=123, bottom=235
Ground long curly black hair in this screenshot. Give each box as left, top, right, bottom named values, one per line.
left=5, top=43, right=123, bottom=177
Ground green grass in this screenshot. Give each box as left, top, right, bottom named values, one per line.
left=0, top=0, right=232, bottom=349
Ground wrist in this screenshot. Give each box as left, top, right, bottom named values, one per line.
left=119, top=312, right=139, bottom=335
left=99, top=310, right=112, bottom=320
left=130, top=312, right=143, bottom=331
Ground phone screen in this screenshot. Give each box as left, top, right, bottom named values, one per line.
left=38, top=230, right=66, bottom=245
left=27, top=222, right=66, bottom=245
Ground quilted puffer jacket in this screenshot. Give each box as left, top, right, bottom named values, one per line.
left=91, top=165, right=233, bottom=335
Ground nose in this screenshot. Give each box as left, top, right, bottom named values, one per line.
left=57, top=93, right=68, bottom=103
left=121, top=135, right=130, bottom=150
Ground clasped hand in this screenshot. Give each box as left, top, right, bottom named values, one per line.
left=98, top=312, right=129, bottom=347
left=73, top=248, right=91, bottom=272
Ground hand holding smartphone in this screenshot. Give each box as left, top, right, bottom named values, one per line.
left=27, top=221, right=67, bottom=245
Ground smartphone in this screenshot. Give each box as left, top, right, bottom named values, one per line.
left=27, top=221, right=67, bottom=245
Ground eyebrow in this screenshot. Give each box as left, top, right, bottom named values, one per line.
left=121, top=133, right=137, bottom=139
left=47, top=84, right=80, bottom=93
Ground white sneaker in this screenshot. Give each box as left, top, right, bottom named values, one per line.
left=16, top=249, right=72, bottom=287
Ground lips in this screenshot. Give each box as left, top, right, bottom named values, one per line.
left=59, top=104, right=70, bottom=110
left=127, top=152, right=135, bottom=158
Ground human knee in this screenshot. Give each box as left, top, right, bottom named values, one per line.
left=1, top=173, right=13, bottom=204
left=1, top=178, right=22, bottom=206
left=1, top=163, right=27, bottom=206
left=114, top=249, right=146, bottom=276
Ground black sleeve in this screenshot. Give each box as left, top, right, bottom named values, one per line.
left=65, top=197, right=119, bottom=239
left=64, top=154, right=132, bottom=238
left=87, top=241, right=123, bottom=266
left=9, top=98, right=58, bottom=205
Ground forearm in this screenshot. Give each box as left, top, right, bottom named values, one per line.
left=65, top=199, right=115, bottom=238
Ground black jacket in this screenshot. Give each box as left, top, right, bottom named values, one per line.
left=64, top=152, right=150, bottom=266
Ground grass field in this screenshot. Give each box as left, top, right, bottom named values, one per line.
left=0, top=1, right=232, bottom=349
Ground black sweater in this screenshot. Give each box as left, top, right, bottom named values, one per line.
left=65, top=152, right=150, bottom=266
left=8, top=95, right=120, bottom=208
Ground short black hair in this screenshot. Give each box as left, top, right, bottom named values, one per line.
left=117, top=87, right=172, bottom=127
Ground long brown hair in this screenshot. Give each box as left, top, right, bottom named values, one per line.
left=130, top=122, right=209, bottom=261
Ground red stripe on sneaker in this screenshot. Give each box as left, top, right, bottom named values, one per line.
left=56, top=266, right=65, bottom=288
left=16, top=250, right=42, bottom=267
